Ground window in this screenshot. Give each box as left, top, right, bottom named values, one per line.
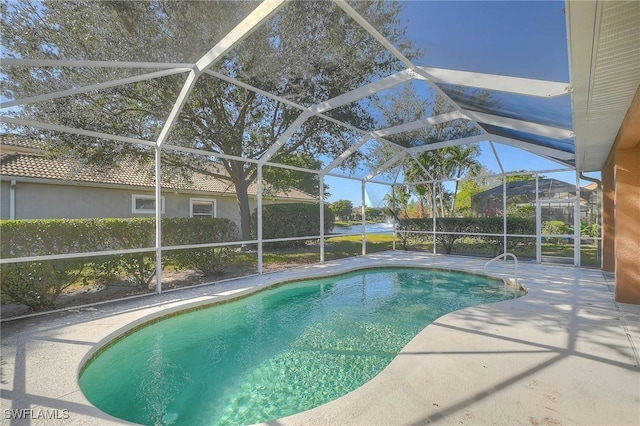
left=190, top=198, right=216, bottom=218
left=132, top=194, right=165, bottom=214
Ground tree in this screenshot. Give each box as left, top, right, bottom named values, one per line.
left=330, top=200, right=354, bottom=221
left=383, top=185, right=411, bottom=220
left=506, top=171, right=538, bottom=182
left=364, top=206, right=384, bottom=222
left=366, top=82, right=490, bottom=218
left=444, top=144, right=481, bottom=215
left=453, top=165, right=496, bottom=216
left=1, top=0, right=417, bottom=240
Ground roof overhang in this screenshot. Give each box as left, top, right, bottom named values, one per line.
left=567, top=0, right=640, bottom=172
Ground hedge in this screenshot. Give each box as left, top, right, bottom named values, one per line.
left=398, top=217, right=536, bottom=255
left=251, top=203, right=335, bottom=248
left=163, top=217, right=238, bottom=275
left=0, top=217, right=238, bottom=309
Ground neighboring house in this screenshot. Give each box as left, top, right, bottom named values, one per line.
left=471, top=178, right=596, bottom=224
left=0, top=135, right=315, bottom=226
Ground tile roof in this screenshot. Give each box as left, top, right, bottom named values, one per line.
left=0, top=134, right=45, bottom=152
left=0, top=152, right=314, bottom=201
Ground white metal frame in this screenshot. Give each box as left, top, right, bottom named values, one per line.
left=0, top=0, right=588, bottom=294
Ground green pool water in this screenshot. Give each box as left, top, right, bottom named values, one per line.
left=79, top=267, right=521, bottom=425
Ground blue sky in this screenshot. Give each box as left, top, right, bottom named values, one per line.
left=326, top=0, right=588, bottom=207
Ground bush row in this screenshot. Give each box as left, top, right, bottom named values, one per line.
left=0, top=218, right=238, bottom=309
left=1, top=203, right=334, bottom=309
left=251, top=203, right=335, bottom=248
left=397, top=217, right=536, bottom=255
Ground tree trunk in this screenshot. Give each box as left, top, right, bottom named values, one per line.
left=451, top=180, right=459, bottom=216
left=235, top=179, right=253, bottom=242
left=438, top=183, right=446, bottom=217
left=451, top=171, right=462, bottom=215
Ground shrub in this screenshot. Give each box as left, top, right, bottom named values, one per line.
left=0, top=219, right=97, bottom=309
left=398, top=217, right=536, bottom=255
left=0, top=217, right=240, bottom=308
left=580, top=222, right=599, bottom=238
left=101, top=218, right=156, bottom=289
left=163, top=218, right=239, bottom=275
left=252, top=203, right=335, bottom=248
left=543, top=220, right=569, bottom=243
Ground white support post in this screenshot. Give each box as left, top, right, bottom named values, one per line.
left=362, top=180, right=367, bottom=255
left=320, top=178, right=325, bottom=263
left=9, top=180, right=16, bottom=220
left=154, top=146, right=162, bottom=294
left=392, top=220, right=396, bottom=251
left=503, top=175, right=508, bottom=255
left=257, top=165, right=263, bottom=274
left=432, top=182, right=437, bottom=255
left=536, top=175, right=542, bottom=263
left=575, top=171, right=581, bottom=267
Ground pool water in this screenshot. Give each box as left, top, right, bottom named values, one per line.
left=79, top=268, right=520, bottom=425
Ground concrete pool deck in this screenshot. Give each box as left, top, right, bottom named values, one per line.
left=1, top=251, right=638, bottom=425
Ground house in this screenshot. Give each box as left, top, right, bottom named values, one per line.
left=0, top=135, right=315, bottom=226
left=471, top=178, right=596, bottom=224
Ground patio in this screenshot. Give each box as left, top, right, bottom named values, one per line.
left=1, top=0, right=639, bottom=424
left=1, top=252, right=638, bottom=425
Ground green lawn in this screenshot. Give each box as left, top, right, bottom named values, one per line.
left=401, top=236, right=599, bottom=266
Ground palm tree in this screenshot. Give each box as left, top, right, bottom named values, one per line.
left=443, top=144, right=481, bottom=215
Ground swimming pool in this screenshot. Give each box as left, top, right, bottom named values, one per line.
left=79, top=267, right=521, bottom=425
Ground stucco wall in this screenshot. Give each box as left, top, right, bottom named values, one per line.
left=0, top=181, right=253, bottom=228
left=608, top=84, right=640, bottom=304
left=614, top=145, right=640, bottom=303
left=0, top=181, right=10, bottom=219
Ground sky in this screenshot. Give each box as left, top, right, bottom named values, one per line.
left=325, top=0, right=589, bottom=207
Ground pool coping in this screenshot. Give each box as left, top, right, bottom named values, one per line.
left=1, top=251, right=638, bottom=425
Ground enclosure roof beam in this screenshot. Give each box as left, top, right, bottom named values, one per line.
left=334, top=0, right=415, bottom=70
left=157, top=0, right=289, bottom=148
left=0, top=58, right=194, bottom=69
left=407, top=134, right=488, bottom=155
left=194, top=0, right=290, bottom=73
left=416, top=66, right=571, bottom=98
left=312, top=68, right=416, bottom=113
left=408, top=151, right=435, bottom=181
left=2, top=117, right=156, bottom=147
left=462, top=110, right=575, bottom=140
left=335, top=0, right=490, bottom=143
left=489, top=141, right=505, bottom=174
left=489, top=135, right=575, bottom=161
left=259, top=110, right=314, bottom=164
left=2, top=68, right=190, bottom=109
left=372, top=111, right=464, bottom=138
left=205, top=69, right=307, bottom=111
left=155, top=70, right=198, bottom=148
left=162, top=143, right=260, bottom=165
left=320, top=135, right=371, bottom=176
left=365, top=151, right=406, bottom=182
left=411, top=67, right=489, bottom=138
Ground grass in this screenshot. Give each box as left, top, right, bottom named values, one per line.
left=247, top=234, right=395, bottom=266
left=402, top=236, right=599, bottom=266
left=3, top=234, right=597, bottom=311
